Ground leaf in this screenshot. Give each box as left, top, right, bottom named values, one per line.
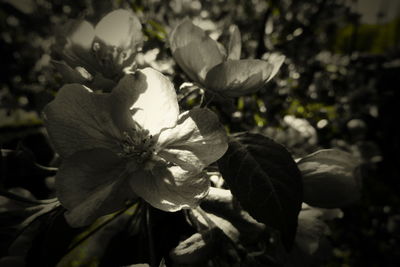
left=0, top=203, right=61, bottom=265
left=217, top=133, right=303, bottom=251
left=56, top=203, right=141, bottom=267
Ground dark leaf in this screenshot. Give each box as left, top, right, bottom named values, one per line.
left=0, top=203, right=61, bottom=265
left=25, top=206, right=82, bottom=267
left=217, top=133, right=303, bottom=251
left=56, top=203, right=142, bottom=267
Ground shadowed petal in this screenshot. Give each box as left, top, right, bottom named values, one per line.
left=298, top=149, right=361, bottom=208
left=56, top=148, right=135, bottom=227
left=227, top=25, right=241, bottom=60
left=129, top=165, right=209, bottom=212
left=112, top=68, right=179, bottom=136
left=95, top=9, right=143, bottom=50
left=296, top=208, right=327, bottom=255
left=169, top=19, right=224, bottom=83
left=204, top=58, right=284, bottom=97
left=63, top=19, right=98, bottom=72
left=43, top=84, right=125, bottom=158
left=156, top=108, right=228, bottom=172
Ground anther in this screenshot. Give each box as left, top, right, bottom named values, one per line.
left=93, top=42, right=101, bottom=52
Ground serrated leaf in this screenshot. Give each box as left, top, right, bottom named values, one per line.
left=217, top=133, right=303, bottom=251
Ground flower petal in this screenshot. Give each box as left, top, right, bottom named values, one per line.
left=204, top=58, right=284, bottom=97
left=129, top=165, right=209, bottom=212
left=296, top=208, right=327, bottom=255
left=112, top=68, right=179, bottom=136
left=43, top=84, right=126, bottom=158
left=67, top=19, right=95, bottom=52
left=169, top=19, right=224, bottom=83
left=156, top=108, right=228, bottom=172
left=95, top=9, right=143, bottom=50
left=55, top=148, right=134, bottom=227
left=227, top=25, right=241, bottom=60
left=298, top=149, right=361, bottom=208
left=62, top=19, right=98, bottom=72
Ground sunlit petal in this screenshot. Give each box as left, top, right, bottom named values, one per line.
left=67, top=19, right=95, bottom=52
left=169, top=18, right=224, bottom=83
left=129, top=165, right=209, bottom=212
left=95, top=9, right=143, bottom=50
left=112, top=68, right=179, bottom=136
left=56, top=148, right=134, bottom=227
left=43, top=84, right=124, bottom=158
left=204, top=58, right=284, bottom=97
left=156, top=108, right=228, bottom=172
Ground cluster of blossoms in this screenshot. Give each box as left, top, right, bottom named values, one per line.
left=45, top=9, right=360, bottom=255
left=44, top=10, right=234, bottom=226
left=45, top=9, right=287, bottom=227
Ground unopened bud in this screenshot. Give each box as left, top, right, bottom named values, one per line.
left=169, top=229, right=219, bottom=264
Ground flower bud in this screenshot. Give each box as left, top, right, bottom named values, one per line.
left=298, top=149, right=361, bottom=208
left=169, top=229, right=219, bottom=264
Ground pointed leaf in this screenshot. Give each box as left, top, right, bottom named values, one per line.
left=217, top=133, right=303, bottom=251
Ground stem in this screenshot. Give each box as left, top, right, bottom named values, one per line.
left=34, top=162, right=58, bottom=173
left=200, top=92, right=215, bottom=108
left=194, top=206, right=217, bottom=229
left=65, top=201, right=139, bottom=255
left=0, top=189, right=58, bottom=205
left=146, top=204, right=157, bottom=267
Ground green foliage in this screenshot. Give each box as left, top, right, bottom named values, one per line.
left=0, top=0, right=398, bottom=266
left=333, top=17, right=400, bottom=54
left=218, top=133, right=303, bottom=251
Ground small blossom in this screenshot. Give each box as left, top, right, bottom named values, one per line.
left=297, top=149, right=361, bottom=208
left=169, top=19, right=285, bottom=97
left=295, top=203, right=343, bottom=255
left=52, top=9, right=143, bottom=90
left=43, top=68, right=228, bottom=227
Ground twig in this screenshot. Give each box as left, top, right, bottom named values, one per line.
left=146, top=204, right=157, bottom=267
left=64, top=200, right=140, bottom=255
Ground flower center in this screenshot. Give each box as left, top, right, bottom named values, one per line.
left=118, top=123, right=156, bottom=167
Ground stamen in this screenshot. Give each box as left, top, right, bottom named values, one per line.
left=92, top=42, right=101, bottom=52
left=118, top=124, right=156, bottom=164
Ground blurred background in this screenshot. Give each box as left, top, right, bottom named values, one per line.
left=0, top=0, right=399, bottom=266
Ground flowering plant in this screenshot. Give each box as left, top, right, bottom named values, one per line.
left=52, top=9, right=143, bottom=90
left=43, top=67, right=228, bottom=227
left=169, top=19, right=285, bottom=97
left=0, top=4, right=363, bottom=267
